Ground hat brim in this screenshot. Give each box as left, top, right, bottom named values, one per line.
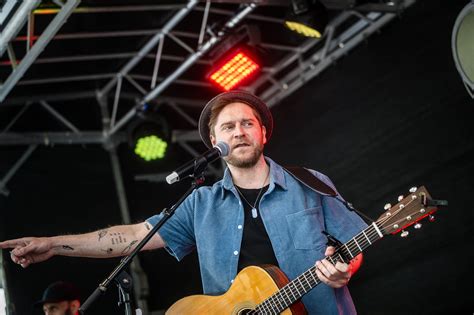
left=198, top=91, right=273, bottom=148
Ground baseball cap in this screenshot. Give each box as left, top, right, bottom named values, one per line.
left=34, top=281, right=81, bottom=306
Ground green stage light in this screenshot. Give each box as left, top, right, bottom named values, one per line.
left=128, top=111, right=170, bottom=161
left=134, top=135, right=168, bottom=161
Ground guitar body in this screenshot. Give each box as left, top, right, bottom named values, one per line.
left=166, top=265, right=307, bottom=315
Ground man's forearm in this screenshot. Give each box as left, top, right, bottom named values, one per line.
left=50, top=223, right=146, bottom=258
left=1, top=221, right=164, bottom=267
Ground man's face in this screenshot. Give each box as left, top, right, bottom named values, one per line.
left=210, top=102, right=267, bottom=168
left=43, top=301, right=78, bottom=315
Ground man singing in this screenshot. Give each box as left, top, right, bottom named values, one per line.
left=1, top=91, right=366, bottom=314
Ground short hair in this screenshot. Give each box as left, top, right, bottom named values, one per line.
left=207, top=98, right=263, bottom=136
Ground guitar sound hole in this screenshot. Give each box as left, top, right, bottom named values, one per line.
left=238, top=308, right=256, bottom=315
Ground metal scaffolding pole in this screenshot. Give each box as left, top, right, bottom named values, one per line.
left=258, top=1, right=415, bottom=106
left=0, top=249, right=13, bottom=314
left=0, top=130, right=198, bottom=146
left=0, top=145, right=37, bottom=196
left=97, top=92, right=150, bottom=314
left=0, top=132, right=123, bottom=145
left=40, top=101, right=81, bottom=133
left=108, top=148, right=150, bottom=314
left=0, top=0, right=41, bottom=56
left=97, top=0, right=199, bottom=99
left=107, top=3, right=258, bottom=138
left=0, top=0, right=81, bottom=103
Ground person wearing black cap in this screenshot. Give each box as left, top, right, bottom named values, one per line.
left=35, top=281, right=81, bottom=315
left=1, top=91, right=367, bottom=314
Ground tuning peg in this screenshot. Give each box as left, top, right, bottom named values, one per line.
left=400, top=230, right=409, bottom=237
left=397, top=195, right=404, bottom=202
left=429, top=215, right=435, bottom=222
left=384, top=203, right=392, bottom=210
left=414, top=223, right=422, bottom=229
left=409, top=187, right=418, bottom=193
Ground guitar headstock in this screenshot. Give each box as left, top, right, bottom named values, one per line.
left=376, top=186, right=439, bottom=236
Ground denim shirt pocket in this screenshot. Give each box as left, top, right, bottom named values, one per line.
left=286, top=206, right=326, bottom=250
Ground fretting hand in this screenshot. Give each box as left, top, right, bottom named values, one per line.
left=315, top=246, right=353, bottom=288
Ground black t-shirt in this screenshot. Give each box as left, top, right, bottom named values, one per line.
left=236, top=185, right=279, bottom=271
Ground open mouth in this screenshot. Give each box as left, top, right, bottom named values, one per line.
left=233, top=143, right=250, bottom=150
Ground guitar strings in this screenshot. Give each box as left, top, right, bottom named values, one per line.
left=254, top=226, right=383, bottom=314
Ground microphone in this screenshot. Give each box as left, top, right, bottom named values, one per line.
left=166, top=141, right=230, bottom=184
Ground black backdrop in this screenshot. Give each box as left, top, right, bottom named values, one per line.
left=1, top=1, right=473, bottom=314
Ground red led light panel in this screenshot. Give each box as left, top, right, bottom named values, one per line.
left=208, top=52, right=260, bottom=91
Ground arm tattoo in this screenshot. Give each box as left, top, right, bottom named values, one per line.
left=98, top=229, right=108, bottom=241
left=62, top=245, right=74, bottom=251
left=121, top=240, right=138, bottom=255
left=110, top=232, right=127, bottom=245
left=101, top=248, right=114, bottom=254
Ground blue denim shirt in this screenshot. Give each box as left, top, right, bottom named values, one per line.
left=147, top=157, right=367, bottom=314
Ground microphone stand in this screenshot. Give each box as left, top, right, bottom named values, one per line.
left=79, top=175, right=206, bottom=314
left=116, top=270, right=133, bottom=314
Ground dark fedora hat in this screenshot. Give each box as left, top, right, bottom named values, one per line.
left=34, top=281, right=81, bottom=306
left=198, top=90, right=273, bottom=148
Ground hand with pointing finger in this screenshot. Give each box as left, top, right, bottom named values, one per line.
left=0, top=237, right=55, bottom=268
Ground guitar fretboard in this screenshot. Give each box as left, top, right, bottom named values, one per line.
left=254, top=222, right=384, bottom=314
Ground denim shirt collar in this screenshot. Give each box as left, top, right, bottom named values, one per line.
left=220, top=156, right=288, bottom=199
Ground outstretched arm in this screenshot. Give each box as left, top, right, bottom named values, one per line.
left=0, top=221, right=165, bottom=268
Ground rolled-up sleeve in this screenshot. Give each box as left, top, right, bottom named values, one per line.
left=146, top=190, right=198, bottom=261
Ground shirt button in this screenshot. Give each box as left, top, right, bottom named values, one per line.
left=231, top=279, right=234, bottom=284
left=233, top=250, right=239, bottom=255
left=237, top=225, right=242, bottom=229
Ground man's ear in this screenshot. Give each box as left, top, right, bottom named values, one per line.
left=262, top=125, right=267, bottom=144
left=210, top=134, right=216, bottom=146
left=70, top=300, right=80, bottom=314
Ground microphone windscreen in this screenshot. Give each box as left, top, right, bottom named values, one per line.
left=215, top=142, right=230, bottom=157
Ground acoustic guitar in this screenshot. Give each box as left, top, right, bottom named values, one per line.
left=167, top=186, right=441, bottom=315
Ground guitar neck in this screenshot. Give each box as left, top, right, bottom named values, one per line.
left=256, top=222, right=385, bottom=313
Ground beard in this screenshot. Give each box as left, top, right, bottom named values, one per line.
left=225, top=143, right=263, bottom=168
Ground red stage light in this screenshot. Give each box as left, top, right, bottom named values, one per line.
left=208, top=51, right=260, bottom=91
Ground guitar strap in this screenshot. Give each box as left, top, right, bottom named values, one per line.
left=284, top=166, right=375, bottom=224
left=283, top=166, right=337, bottom=197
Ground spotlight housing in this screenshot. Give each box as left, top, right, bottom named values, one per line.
left=284, top=0, right=328, bottom=38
